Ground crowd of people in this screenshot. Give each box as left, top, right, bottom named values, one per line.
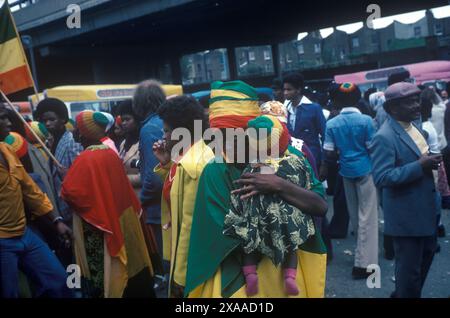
left=315, top=71, right=448, bottom=298
left=0, top=71, right=449, bottom=298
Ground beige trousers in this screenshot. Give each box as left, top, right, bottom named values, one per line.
left=343, top=174, right=379, bottom=268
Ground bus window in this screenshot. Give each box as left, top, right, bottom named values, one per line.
left=423, top=80, right=448, bottom=91
left=357, top=83, right=375, bottom=93
left=235, top=45, right=274, bottom=77
left=180, top=49, right=229, bottom=85
left=69, top=101, right=110, bottom=119
left=365, top=67, right=407, bottom=81
left=109, top=99, right=132, bottom=116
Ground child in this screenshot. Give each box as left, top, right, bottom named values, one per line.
left=223, top=115, right=316, bottom=296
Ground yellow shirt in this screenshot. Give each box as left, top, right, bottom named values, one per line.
left=0, top=143, right=53, bottom=238
left=398, top=121, right=429, bottom=155
left=155, top=139, right=214, bottom=288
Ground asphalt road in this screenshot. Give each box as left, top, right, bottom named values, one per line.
left=324, top=195, right=450, bottom=298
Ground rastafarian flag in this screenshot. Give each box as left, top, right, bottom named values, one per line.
left=0, top=0, right=34, bottom=95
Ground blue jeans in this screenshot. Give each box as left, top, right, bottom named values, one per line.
left=0, top=227, right=73, bottom=298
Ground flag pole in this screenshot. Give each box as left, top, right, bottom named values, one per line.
left=1, top=89, right=64, bottom=170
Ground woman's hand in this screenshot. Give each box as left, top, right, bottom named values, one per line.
left=232, top=173, right=283, bottom=200
left=233, top=172, right=328, bottom=217
left=153, top=140, right=171, bottom=166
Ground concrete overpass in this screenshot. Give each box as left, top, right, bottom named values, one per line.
left=13, top=0, right=199, bottom=48
left=10, top=0, right=449, bottom=95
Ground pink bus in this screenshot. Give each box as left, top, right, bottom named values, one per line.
left=334, top=60, right=450, bottom=92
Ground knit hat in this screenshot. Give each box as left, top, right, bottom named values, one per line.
left=260, top=101, right=288, bottom=123
left=334, top=82, right=361, bottom=106
left=101, top=112, right=115, bottom=132
left=4, top=132, right=28, bottom=158
left=65, top=119, right=76, bottom=132
left=209, top=80, right=261, bottom=129
left=247, top=115, right=290, bottom=156
left=76, top=110, right=109, bottom=141
left=25, top=121, right=49, bottom=144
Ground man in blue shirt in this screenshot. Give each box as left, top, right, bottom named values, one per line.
left=132, top=80, right=165, bottom=262
left=283, top=72, right=326, bottom=166
left=321, top=83, right=378, bottom=279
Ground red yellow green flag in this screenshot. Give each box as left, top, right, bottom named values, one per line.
left=0, top=1, right=34, bottom=95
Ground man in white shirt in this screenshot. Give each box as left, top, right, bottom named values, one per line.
left=282, top=72, right=327, bottom=166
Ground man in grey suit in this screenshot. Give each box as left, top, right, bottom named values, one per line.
left=369, top=82, right=441, bottom=298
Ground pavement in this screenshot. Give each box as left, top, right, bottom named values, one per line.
left=154, top=195, right=450, bottom=299
left=324, top=195, right=450, bottom=298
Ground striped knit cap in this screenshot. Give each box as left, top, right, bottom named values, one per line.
left=247, top=114, right=290, bottom=156
left=101, top=112, right=115, bottom=132
left=209, top=80, right=261, bottom=129
left=76, top=110, right=109, bottom=141
left=65, top=119, right=76, bottom=132
left=25, top=121, right=49, bottom=144
left=4, top=132, right=28, bottom=158
left=335, top=82, right=361, bottom=106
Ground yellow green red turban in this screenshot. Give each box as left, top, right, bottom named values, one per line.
left=25, top=121, right=49, bottom=144
left=76, top=110, right=109, bottom=141
left=5, top=132, right=28, bottom=158
left=209, top=80, right=261, bottom=129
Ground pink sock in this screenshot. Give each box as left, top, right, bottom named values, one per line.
left=243, top=265, right=258, bottom=296
left=284, top=268, right=299, bottom=295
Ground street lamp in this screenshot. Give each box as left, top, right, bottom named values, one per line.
left=21, top=35, right=39, bottom=92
